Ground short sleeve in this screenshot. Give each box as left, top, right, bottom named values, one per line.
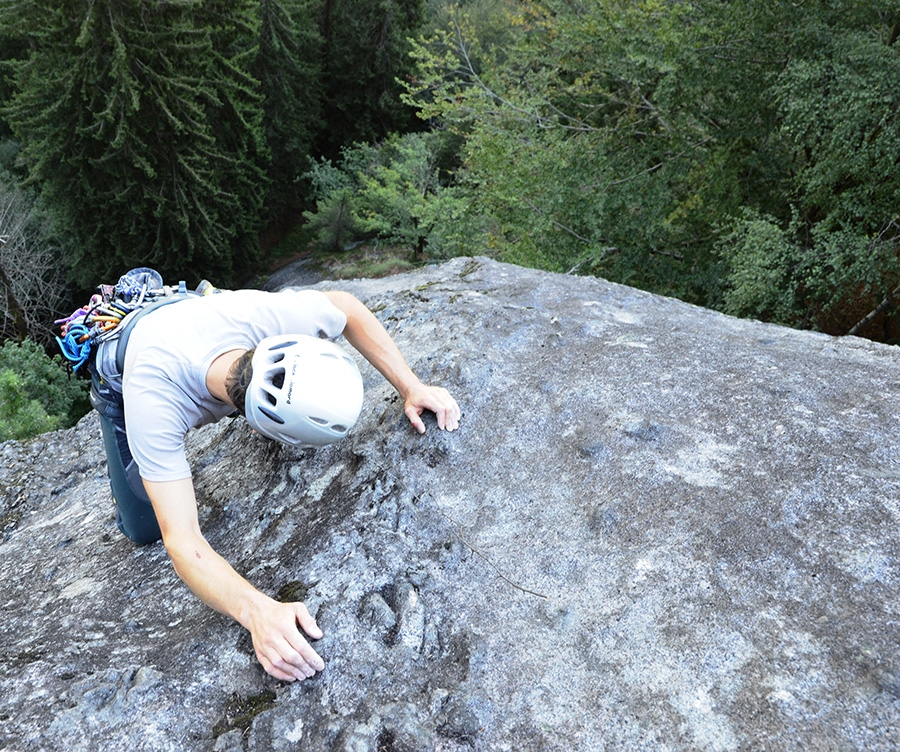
left=120, top=287, right=349, bottom=482
left=277, top=289, right=347, bottom=340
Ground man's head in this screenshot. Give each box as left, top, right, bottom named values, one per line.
left=225, top=349, right=255, bottom=416
left=228, top=334, right=364, bottom=447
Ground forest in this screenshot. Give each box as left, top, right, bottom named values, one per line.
left=0, top=0, right=898, bottom=437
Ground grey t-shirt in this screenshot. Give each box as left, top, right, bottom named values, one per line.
left=122, top=289, right=347, bottom=482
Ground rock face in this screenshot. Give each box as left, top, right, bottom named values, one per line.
left=2, top=257, right=899, bottom=752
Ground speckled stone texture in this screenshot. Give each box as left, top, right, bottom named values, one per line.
left=2, top=257, right=899, bottom=751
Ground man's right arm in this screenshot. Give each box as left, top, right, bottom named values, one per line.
left=143, top=477, right=325, bottom=682
left=324, top=290, right=461, bottom=433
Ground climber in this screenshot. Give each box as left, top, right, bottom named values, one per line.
left=111, top=286, right=460, bottom=683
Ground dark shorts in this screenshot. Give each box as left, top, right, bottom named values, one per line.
left=90, top=364, right=162, bottom=545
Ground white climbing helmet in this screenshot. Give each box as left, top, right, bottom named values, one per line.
left=245, top=334, right=364, bottom=447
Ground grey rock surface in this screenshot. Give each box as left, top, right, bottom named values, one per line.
left=2, top=257, right=899, bottom=751
left=259, top=254, right=326, bottom=291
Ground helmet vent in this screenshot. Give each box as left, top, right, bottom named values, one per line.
left=268, top=341, right=297, bottom=351
left=332, top=425, right=347, bottom=433
left=270, top=369, right=285, bottom=389
left=309, top=416, right=328, bottom=425
left=258, top=406, right=284, bottom=424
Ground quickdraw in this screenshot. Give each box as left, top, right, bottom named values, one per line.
left=55, top=268, right=215, bottom=372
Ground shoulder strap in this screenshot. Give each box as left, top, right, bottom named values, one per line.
left=114, top=291, right=199, bottom=373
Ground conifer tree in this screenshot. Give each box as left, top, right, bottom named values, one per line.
left=253, top=0, right=325, bottom=223
left=318, top=0, right=424, bottom=156
left=1, top=0, right=265, bottom=287
left=195, top=0, right=267, bottom=277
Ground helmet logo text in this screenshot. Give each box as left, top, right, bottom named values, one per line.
left=286, top=359, right=298, bottom=404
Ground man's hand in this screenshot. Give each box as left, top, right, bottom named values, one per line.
left=246, top=598, right=325, bottom=682
left=404, top=383, right=461, bottom=434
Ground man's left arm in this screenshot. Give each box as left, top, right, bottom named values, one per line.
left=323, top=290, right=461, bottom=433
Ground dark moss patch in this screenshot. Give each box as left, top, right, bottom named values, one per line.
left=1, top=510, right=22, bottom=533
left=3, top=649, right=44, bottom=671
left=276, top=580, right=308, bottom=603
left=213, top=689, right=277, bottom=736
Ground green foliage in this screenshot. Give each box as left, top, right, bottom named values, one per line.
left=0, top=338, right=89, bottom=440
left=1, top=0, right=897, bottom=342
left=352, top=133, right=444, bottom=253
left=720, top=209, right=900, bottom=335
left=303, top=185, right=369, bottom=252
left=406, top=1, right=793, bottom=290
left=318, top=0, right=426, bottom=156
left=774, top=22, right=900, bottom=235
left=302, top=131, right=489, bottom=257
left=0, top=27, right=27, bottom=142
left=404, top=0, right=900, bottom=336
left=0, top=369, right=57, bottom=441
left=200, top=0, right=269, bottom=276
left=302, top=151, right=372, bottom=250
left=721, top=7, right=900, bottom=332
left=1, top=0, right=427, bottom=287
left=718, top=211, right=805, bottom=323
left=253, top=0, right=325, bottom=221
left=1, top=0, right=266, bottom=288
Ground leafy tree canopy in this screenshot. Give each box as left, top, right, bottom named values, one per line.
left=405, top=0, right=900, bottom=337
left=0, top=338, right=89, bottom=439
